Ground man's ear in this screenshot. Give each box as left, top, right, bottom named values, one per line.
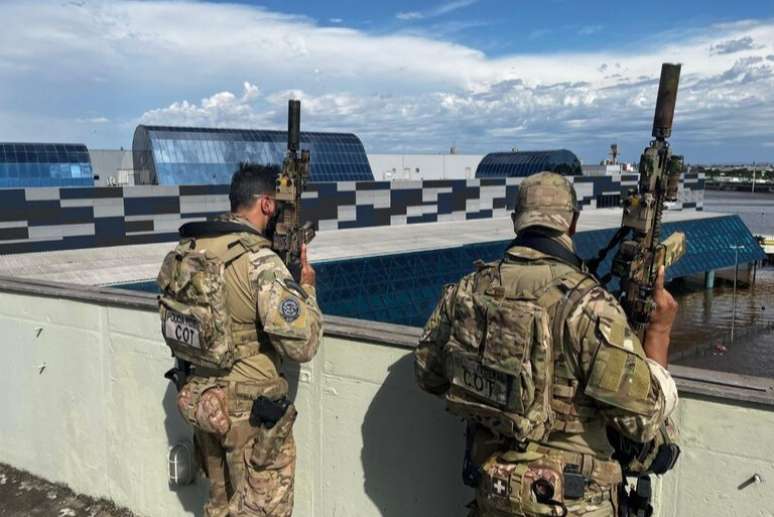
left=259, top=196, right=274, bottom=216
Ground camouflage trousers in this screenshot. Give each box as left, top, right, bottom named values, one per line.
left=194, top=412, right=296, bottom=517
left=177, top=375, right=296, bottom=517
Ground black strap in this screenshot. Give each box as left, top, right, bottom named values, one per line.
left=586, top=226, right=630, bottom=278
left=509, top=232, right=584, bottom=270
left=179, top=220, right=265, bottom=239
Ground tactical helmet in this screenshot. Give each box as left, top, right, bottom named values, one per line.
left=512, top=171, right=579, bottom=233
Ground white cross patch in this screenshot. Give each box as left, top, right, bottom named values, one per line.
left=492, top=477, right=508, bottom=497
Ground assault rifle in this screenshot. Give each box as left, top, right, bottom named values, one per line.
left=273, top=100, right=316, bottom=282
left=589, top=63, right=687, bottom=340
left=589, top=63, right=687, bottom=517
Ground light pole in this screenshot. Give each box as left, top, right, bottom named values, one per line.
left=729, top=244, right=745, bottom=343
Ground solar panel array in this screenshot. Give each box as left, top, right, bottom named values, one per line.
left=0, top=143, right=93, bottom=187
left=133, top=126, right=374, bottom=185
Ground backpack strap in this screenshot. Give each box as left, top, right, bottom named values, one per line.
left=544, top=274, right=599, bottom=384
left=214, top=233, right=272, bottom=268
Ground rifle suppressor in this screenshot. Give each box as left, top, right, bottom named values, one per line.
left=652, top=63, right=681, bottom=140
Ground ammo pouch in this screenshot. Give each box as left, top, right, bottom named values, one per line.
left=608, top=417, right=680, bottom=476
left=249, top=397, right=297, bottom=467
left=176, top=377, right=223, bottom=430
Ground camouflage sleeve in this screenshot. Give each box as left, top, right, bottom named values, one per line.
left=415, top=282, right=457, bottom=396
left=565, top=286, right=678, bottom=443
left=249, top=248, right=323, bottom=363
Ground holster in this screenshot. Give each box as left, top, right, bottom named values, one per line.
left=249, top=396, right=297, bottom=467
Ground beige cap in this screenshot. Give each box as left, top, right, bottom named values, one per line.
left=512, top=171, right=578, bottom=233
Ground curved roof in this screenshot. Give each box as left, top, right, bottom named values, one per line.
left=0, top=143, right=93, bottom=187
left=475, top=149, right=582, bottom=178
left=132, top=125, right=374, bottom=185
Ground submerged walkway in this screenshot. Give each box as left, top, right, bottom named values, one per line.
left=0, top=208, right=722, bottom=287
left=0, top=463, right=134, bottom=517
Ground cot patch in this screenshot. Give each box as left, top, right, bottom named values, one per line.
left=280, top=299, right=300, bottom=322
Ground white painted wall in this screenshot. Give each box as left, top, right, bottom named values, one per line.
left=89, top=149, right=135, bottom=186
left=0, top=291, right=469, bottom=517
left=0, top=290, right=772, bottom=517
left=367, top=154, right=484, bottom=181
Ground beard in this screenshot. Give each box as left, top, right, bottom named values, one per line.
left=265, top=207, right=281, bottom=241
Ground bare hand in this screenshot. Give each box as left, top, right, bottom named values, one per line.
left=649, top=266, right=679, bottom=334
left=300, top=244, right=316, bottom=287
left=643, top=266, right=678, bottom=367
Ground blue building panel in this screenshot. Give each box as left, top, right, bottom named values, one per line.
left=314, top=215, right=764, bottom=327
left=0, top=143, right=93, bottom=188
left=132, top=125, right=374, bottom=185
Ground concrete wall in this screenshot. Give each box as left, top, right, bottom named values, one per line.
left=368, top=154, right=484, bottom=180
left=1, top=286, right=772, bottom=517
left=89, top=149, right=135, bottom=186
left=0, top=289, right=470, bottom=517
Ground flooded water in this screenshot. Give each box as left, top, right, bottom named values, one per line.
left=669, top=190, right=774, bottom=377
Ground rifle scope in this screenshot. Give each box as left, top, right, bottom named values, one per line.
left=652, top=63, right=681, bottom=140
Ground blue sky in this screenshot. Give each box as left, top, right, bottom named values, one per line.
left=1, top=0, right=774, bottom=164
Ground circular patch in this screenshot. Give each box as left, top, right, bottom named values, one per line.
left=280, top=298, right=300, bottom=322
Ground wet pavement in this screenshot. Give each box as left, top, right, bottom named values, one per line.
left=0, top=463, right=135, bottom=517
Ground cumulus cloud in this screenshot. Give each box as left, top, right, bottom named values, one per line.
left=1, top=0, right=774, bottom=162
left=141, top=82, right=268, bottom=127
left=709, top=36, right=762, bottom=55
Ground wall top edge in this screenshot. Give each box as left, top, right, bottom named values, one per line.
left=0, top=275, right=769, bottom=408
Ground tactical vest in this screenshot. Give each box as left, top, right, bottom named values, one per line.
left=157, top=230, right=270, bottom=371
left=443, top=255, right=597, bottom=445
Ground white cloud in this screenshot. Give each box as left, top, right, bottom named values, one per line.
left=710, top=36, right=763, bottom=55
left=396, top=0, right=478, bottom=21
left=141, top=82, right=268, bottom=127
left=75, top=117, right=110, bottom=124
left=578, top=25, right=604, bottom=36
left=396, top=11, right=423, bottom=21
left=0, top=1, right=773, bottom=162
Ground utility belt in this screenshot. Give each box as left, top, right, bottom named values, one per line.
left=468, top=429, right=621, bottom=517
left=185, top=372, right=290, bottom=414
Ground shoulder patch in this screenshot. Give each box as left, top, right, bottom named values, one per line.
left=280, top=298, right=301, bottom=322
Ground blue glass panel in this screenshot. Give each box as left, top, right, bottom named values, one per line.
left=136, top=126, right=373, bottom=185
left=314, top=214, right=765, bottom=327
left=0, top=142, right=94, bottom=187
left=476, top=149, right=582, bottom=178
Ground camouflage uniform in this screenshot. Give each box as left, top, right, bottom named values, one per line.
left=415, top=172, right=678, bottom=517
left=166, top=215, right=323, bottom=517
